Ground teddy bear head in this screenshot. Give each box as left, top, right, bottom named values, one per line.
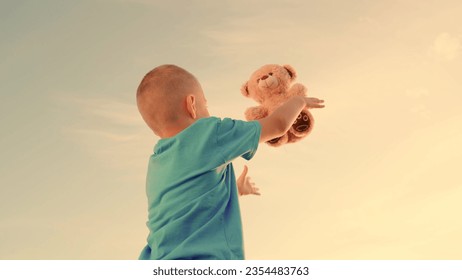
left=241, top=64, right=297, bottom=104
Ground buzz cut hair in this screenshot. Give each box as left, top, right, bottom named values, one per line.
left=136, top=64, right=201, bottom=134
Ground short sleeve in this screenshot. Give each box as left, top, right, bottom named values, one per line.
left=217, top=118, right=261, bottom=163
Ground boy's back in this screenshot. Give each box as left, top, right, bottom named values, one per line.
left=139, top=117, right=261, bottom=260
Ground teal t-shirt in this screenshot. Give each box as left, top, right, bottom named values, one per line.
left=139, top=117, right=261, bottom=260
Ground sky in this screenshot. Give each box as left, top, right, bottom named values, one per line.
left=1, top=0, right=461, bottom=259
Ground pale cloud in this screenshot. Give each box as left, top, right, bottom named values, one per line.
left=100, top=0, right=161, bottom=5
left=409, top=103, right=430, bottom=118
left=56, top=94, right=154, bottom=172
left=64, top=126, right=152, bottom=173
left=405, top=87, right=429, bottom=98
left=92, top=105, right=142, bottom=127
left=63, top=95, right=143, bottom=127
left=405, top=88, right=430, bottom=118
left=358, top=16, right=373, bottom=23
left=66, top=128, right=139, bottom=143
left=358, top=15, right=380, bottom=27
left=202, top=11, right=310, bottom=57
left=429, top=32, right=461, bottom=61
left=204, top=28, right=290, bottom=57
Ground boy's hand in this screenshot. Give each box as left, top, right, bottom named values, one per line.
left=304, top=97, right=325, bottom=108
left=237, top=165, right=261, bottom=196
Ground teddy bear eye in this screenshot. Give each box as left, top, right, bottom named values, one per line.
left=269, top=72, right=273, bottom=75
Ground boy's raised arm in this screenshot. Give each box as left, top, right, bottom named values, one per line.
left=258, top=96, right=325, bottom=143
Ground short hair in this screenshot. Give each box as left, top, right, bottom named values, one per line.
left=136, top=64, right=201, bottom=134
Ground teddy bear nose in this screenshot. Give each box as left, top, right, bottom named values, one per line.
left=260, top=75, right=269, bottom=80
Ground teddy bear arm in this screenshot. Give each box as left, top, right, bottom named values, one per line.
left=244, top=106, right=268, bottom=121
left=288, top=83, right=307, bottom=97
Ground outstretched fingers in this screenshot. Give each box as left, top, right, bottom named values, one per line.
left=246, top=177, right=261, bottom=196
left=305, top=97, right=325, bottom=108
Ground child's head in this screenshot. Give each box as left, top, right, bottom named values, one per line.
left=136, top=64, right=209, bottom=137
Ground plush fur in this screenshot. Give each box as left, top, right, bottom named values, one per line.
left=241, top=64, right=314, bottom=147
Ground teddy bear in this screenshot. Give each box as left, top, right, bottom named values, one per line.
left=241, top=64, right=314, bottom=147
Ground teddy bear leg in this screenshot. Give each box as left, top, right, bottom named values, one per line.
left=290, top=108, right=314, bottom=137
left=287, top=131, right=300, bottom=144
left=267, top=133, right=288, bottom=147
left=267, top=136, right=282, bottom=145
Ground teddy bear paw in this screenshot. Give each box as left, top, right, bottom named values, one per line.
left=292, top=111, right=311, bottom=134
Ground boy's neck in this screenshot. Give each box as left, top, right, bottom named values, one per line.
left=159, top=118, right=198, bottom=138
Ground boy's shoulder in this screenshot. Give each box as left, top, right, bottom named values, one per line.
left=174, top=117, right=258, bottom=141
left=189, top=116, right=242, bottom=129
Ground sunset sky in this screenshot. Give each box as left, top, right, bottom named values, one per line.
left=1, top=0, right=461, bottom=259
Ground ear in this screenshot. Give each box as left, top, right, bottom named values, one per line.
left=283, top=64, right=297, bottom=80
left=185, top=94, right=197, bottom=119
left=241, top=82, right=250, bottom=97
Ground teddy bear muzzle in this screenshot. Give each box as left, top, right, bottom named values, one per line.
left=258, top=75, right=279, bottom=90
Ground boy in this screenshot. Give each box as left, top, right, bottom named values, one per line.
left=136, top=64, right=324, bottom=260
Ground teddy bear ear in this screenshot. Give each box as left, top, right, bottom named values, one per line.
left=241, top=82, right=250, bottom=97
left=283, top=64, right=297, bottom=80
